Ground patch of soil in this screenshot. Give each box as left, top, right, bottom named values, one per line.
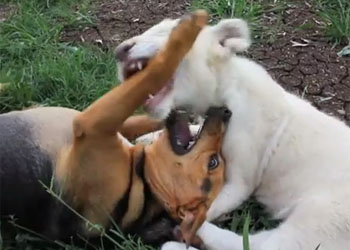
left=248, top=0, right=350, bottom=124
left=0, top=4, right=16, bottom=23
left=61, top=0, right=190, bottom=47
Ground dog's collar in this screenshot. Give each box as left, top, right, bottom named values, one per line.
left=135, top=148, right=146, bottom=179
left=111, top=147, right=152, bottom=228
left=126, top=148, right=161, bottom=224
left=259, top=115, right=289, bottom=173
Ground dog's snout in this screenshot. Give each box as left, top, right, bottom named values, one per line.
left=115, top=42, right=135, bottom=61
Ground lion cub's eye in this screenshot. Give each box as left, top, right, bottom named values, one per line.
left=208, top=154, right=219, bottom=170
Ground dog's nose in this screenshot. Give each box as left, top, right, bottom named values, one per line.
left=115, top=42, right=135, bottom=61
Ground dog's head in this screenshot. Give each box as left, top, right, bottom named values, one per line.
left=115, top=16, right=251, bottom=119
left=143, top=106, right=231, bottom=244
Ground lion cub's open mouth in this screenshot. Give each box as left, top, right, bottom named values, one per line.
left=123, top=56, right=174, bottom=112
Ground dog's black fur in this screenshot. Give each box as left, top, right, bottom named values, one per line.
left=0, top=112, right=176, bottom=248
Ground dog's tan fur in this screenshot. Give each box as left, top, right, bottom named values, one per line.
left=120, top=115, right=163, bottom=141
left=54, top=11, right=221, bottom=239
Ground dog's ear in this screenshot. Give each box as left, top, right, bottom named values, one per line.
left=212, top=19, right=251, bottom=55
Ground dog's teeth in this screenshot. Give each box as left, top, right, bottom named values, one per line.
left=148, top=94, right=154, bottom=99
left=137, top=61, right=143, bottom=70
left=187, top=141, right=195, bottom=149
left=130, top=63, right=136, bottom=69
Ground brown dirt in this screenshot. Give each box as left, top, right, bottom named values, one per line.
left=0, top=4, right=15, bottom=23
left=249, top=1, right=350, bottom=124
left=62, top=0, right=350, bottom=124
left=62, top=0, right=190, bottom=47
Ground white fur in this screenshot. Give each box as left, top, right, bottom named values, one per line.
left=117, top=18, right=350, bottom=250
left=135, top=125, right=201, bottom=145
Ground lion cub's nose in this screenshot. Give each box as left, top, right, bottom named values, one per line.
left=115, top=42, right=135, bottom=61
left=206, top=107, right=232, bottom=123
left=222, top=108, right=232, bottom=123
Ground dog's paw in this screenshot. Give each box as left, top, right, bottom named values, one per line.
left=178, top=10, right=208, bottom=31
left=166, top=10, right=208, bottom=56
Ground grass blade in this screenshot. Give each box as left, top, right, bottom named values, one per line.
left=242, top=213, right=251, bottom=250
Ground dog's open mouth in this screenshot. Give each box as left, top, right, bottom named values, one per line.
left=123, top=57, right=174, bottom=112
left=166, top=110, right=203, bottom=155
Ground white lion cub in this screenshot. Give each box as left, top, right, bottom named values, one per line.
left=116, top=15, right=350, bottom=250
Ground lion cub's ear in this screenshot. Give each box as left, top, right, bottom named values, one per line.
left=212, top=19, right=251, bottom=56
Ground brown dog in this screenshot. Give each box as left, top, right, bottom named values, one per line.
left=0, top=11, right=230, bottom=247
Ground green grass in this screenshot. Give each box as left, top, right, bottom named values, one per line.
left=316, top=0, right=350, bottom=45
left=0, top=0, right=117, bottom=113
left=0, top=1, right=124, bottom=247
left=242, top=214, right=251, bottom=250
left=216, top=199, right=280, bottom=242
left=191, top=0, right=349, bottom=46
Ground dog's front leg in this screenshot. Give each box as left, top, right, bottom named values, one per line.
left=74, top=12, right=208, bottom=136
left=119, top=115, right=163, bottom=141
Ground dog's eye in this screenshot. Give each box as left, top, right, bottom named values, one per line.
left=208, top=154, right=219, bottom=170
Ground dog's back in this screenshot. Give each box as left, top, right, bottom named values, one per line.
left=0, top=107, right=78, bottom=237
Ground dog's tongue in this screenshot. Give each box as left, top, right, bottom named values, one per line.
left=166, top=110, right=192, bottom=154
left=173, top=118, right=192, bottom=148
